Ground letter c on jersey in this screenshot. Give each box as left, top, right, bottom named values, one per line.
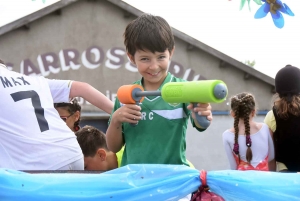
left=149, top=112, right=153, bottom=120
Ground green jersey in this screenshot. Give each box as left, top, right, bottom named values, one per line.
left=110, top=73, right=204, bottom=166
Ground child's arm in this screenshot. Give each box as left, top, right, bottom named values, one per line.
left=222, top=130, right=238, bottom=169
left=267, top=128, right=277, bottom=171
left=70, top=81, right=113, bottom=114
left=187, top=103, right=212, bottom=129
left=106, top=104, right=141, bottom=153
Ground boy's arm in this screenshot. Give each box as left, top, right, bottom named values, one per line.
left=70, top=81, right=113, bottom=114
left=106, top=113, right=124, bottom=153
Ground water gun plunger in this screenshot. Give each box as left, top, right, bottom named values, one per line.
left=117, top=80, right=228, bottom=129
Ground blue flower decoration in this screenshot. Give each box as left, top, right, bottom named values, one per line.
left=254, top=0, right=294, bottom=28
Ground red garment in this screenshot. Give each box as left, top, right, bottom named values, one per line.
left=234, top=154, right=269, bottom=171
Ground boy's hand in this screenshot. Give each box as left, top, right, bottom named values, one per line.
left=187, top=103, right=213, bottom=122
left=113, top=104, right=141, bottom=124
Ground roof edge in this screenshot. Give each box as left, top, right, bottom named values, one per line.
left=0, top=0, right=78, bottom=36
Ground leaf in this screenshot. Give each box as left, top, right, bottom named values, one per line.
left=248, top=0, right=251, bottom=11
left=240, top=0, right=246, bottom=10
left=253, top=0, right=263, bottom=5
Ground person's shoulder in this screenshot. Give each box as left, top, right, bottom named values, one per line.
left=46, top=78, right=72, bottom=85
left=132, top=78, right=142, bottom=85
left=261, top=122, right=268, bottom=127
left=222, top=129, right=234, bottom=137
left=266, top=110, right=274, bottom=116
left=264, top=110, right=275, bottom=121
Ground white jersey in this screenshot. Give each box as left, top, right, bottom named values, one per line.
left=0, top=64, right=83, bottom=170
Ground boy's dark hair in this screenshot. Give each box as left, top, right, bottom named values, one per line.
left=124, top=13, right=175, bottom=56
left=54, top=98, right=81, bottom=131
left=230, top=92, right=256, bottom=164
left=75, top=125, right=108, bottom=157
left=0, top=59, right=4, bottom=64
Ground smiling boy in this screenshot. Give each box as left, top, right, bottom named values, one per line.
left=106, top=14, right=212, bottom=167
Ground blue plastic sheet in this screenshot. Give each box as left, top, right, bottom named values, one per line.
left=0, top=164, right=300, bottom=201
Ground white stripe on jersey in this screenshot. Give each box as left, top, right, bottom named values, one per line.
left=144, top=96, right=160, bottom=102
left=152, top=108, right=187, bottom=120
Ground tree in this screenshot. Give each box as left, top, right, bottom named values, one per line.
left=243, top=60, right=256, bottom=67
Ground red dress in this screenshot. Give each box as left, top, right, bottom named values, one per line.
left=234, top=154, right=269, bottom=171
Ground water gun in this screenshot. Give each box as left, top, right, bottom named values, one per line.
left=117, top=80, right=228, bottom=129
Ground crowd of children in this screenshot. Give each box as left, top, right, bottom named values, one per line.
left=0, top=12, right=299, bottom=197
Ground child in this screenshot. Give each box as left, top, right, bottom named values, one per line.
left=0, top=61, right=113, bottom=170
left=264, top=65, right=300, bottom=172
left=54, top=98, right=82, bottom=132
left=222, top=92, right=275, bottom=171
left=106, top=14, right=212, bottom=167
left=75, top=125, right=123, bottom=171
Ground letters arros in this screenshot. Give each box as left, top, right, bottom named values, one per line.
left=5, top=45, right=203, bottom=81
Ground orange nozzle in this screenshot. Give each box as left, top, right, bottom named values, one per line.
left=117, top=84, right=144, bottom=104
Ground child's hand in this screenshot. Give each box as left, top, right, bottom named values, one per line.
left=187, top=103, right=213, bottom=122
left=113, top=104, right=141, bottom=124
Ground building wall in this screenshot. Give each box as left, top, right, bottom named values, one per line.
left=0, top=0, right=273, bottom=170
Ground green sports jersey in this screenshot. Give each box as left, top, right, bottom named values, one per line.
left=110, top=72, right=205, bottom=166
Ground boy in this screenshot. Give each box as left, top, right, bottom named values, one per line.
left=106, top=14, right=212, bottom=167
left=76, top=125, right=123, bottom=171
left=0, top=61, right=113, bottom=170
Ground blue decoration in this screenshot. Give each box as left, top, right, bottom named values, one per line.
left=0, top=164, right=300, bottom=200
left=254, top=0, right=295, bottom=28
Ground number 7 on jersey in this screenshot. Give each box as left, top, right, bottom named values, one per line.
left=11, top=90, right=49, bottom=132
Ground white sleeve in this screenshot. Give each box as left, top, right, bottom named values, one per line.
left=47, top=79, right=73, bottom=103
left=267, top=129, right=275, bottom=161
left=222, top=130, right=237, bottom=170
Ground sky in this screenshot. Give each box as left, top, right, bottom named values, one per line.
left=0, top=0, right=299, bottom=78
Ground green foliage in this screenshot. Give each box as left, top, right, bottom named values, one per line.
left=240, top=0, right=262, bottom=11
left=243, top=60, right=256, bottom=67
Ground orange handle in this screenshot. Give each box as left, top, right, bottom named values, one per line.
left=117, top=84, right=145, bottom=104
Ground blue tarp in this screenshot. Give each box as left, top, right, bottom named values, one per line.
left=0, top=164, right=299, bottom=201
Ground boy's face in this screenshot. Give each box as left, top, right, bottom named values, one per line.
left=84, top=149, right=108, bottom=171
left=128, top=48, right=174, bottom=90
